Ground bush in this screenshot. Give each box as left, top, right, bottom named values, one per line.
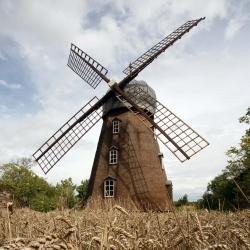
left=30, top=193, right=57, bottom=212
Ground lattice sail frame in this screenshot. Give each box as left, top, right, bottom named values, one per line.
left=68, top=44, right=108, bottom=89
left=33, top=17, right=207, bottom=174
left=123, top=18, right=205, bottom=76
left=33, top=97, right=102, bottom=174
left=116, top=85, right=209, bottom=162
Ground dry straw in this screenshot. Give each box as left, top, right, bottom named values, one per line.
left=0, top=203, right=249, bottom=249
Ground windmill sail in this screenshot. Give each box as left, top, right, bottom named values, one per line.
left=123, top=17, right=205, bottom=76
left=115, top=84, right=209, bottom=162
left=68, top=44, right=108, bottom=89
left=33, top=97, right=102, bottom=174
left=33, top=17, right=208, bottom=176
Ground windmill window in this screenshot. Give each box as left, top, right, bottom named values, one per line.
left=104, top=179, right=115, bottom=197
left=112, top=120, right=120, bottom=134
left=109, top=147, right=118, bottom=164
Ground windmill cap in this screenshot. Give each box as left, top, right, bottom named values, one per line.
left=103, top=80, right=157, bottom=116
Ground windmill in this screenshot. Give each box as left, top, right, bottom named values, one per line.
left=33, top=17, right=209, bottom=211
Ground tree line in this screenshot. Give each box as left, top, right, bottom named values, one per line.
left=0, top=159, right=89, bottom=212
left=198, top=107, right=250, bottom=210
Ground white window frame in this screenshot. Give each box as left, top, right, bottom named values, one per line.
left=112, top=119, right=120, bottom=134
left=109, top=147, right=118, bottom=164
left=104, top=179, right=115, bottom=197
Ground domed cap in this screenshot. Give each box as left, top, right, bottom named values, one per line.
left=103, top=80, right=157, bottom=116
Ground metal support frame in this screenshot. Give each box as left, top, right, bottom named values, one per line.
left=33, top=97, right=102, bottom=173
left=116, top=84, right=209, bottom=162
left=68, top=44, right=109, bottom=89
left=123, top=17, right=205, bottom=76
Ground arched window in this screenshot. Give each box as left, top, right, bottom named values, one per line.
left=112, top=119, right=120, bottom=134
left=104, top=177, right=116, bottom=197
left=109, top=146, right=118, bottom=164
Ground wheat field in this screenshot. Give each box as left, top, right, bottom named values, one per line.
left=0, top=203, right=249, bottom=250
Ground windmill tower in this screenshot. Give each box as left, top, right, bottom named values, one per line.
left=33, top=17, right=209, bottom=211
left=87, top=80, right=172, bottom=210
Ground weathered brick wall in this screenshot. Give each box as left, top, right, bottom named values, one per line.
left=0, top=191, right=11, bottom=209
left=88, top=108, right=172, bottom=211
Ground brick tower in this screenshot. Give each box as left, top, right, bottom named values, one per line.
left=86, top=80, right=172, bottom=211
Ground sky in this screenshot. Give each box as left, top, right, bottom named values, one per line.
left=0, top=0, right=249, bottom=201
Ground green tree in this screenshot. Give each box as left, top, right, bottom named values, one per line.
left=76, top=179, right=89, bottom=202
left=56, top=178, right=77, bottom=209
left=199, top=173, right=236, bottom=210
left=175, top=194, right=188, bottom=207
left=198, top=107, right=250, bottom=210
left=0, top=161, right=57, bottom=212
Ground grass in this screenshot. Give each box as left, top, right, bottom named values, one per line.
left=0, top=202, right=249, bottom=249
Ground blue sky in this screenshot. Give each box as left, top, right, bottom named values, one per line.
left=0, top=0, right=249, bottom=200
left=0, top=37, right=38, bottom=116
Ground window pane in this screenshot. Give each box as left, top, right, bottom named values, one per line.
left=104, top=179, right=115, bottom=197
left=112, top=120, right=120, bottom=133
left=109, top=148, right=118, bottom=164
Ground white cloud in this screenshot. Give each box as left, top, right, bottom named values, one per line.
left=0, top=79, right=21, bottom=89
left=225, top=0, right=250, bottom=39
left=225, top=16, right=249, bottom=39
